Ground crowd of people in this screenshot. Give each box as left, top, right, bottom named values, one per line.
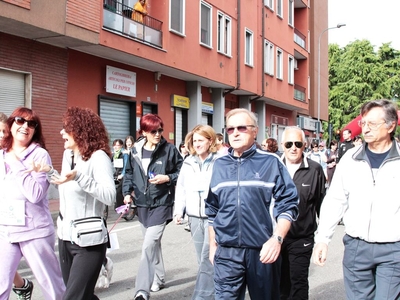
left=1, top=99, right=400, bottom=300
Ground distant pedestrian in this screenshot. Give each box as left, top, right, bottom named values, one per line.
left=336, top=129, right=354, bottom=163
left=313, top=99, right=400, bottom=299
left=325, top=140, right=338, bottom=187
left=261, top=137, right=282, bottom=156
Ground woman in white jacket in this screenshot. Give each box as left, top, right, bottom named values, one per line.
left=174, top=124, right=219, bottom=300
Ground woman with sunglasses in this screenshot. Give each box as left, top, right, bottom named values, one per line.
left=0, top=107, right=65, bottom=300
left=174, top=124, right=219, bottom=300
left=122, top=114, right=183, bottom=300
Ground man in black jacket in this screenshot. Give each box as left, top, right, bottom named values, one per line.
left=337, top=128, right=354, bottom=163
left=280, top=126, right=326, bottom=300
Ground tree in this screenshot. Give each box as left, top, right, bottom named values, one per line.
left=324, top=40, right=400, bottom=141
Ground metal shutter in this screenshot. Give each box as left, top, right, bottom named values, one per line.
left=175, top=108, right=183, bottom=145
left=142, top=104, right=153, bottom=115
left=0, top=69, right=25, bottom=115
left=201, top=114, right=208, bottom=125
left=100, top=100, right=130, bottom=144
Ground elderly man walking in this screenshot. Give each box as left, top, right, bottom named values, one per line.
left=313, top=99, right=400, bottom=299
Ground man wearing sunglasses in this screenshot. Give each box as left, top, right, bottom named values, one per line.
left=313, top=99, right=400, bottom=299
left=205, top=108, right=299, bottom=300
left=279, top=127, right=326, bottom=300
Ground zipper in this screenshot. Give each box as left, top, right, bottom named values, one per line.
left=77, top=229, right=103, bottom=237
left=237, top=157, right=242, bottom=247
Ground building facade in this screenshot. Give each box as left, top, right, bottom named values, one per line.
left=0, top=0, right=328, bottom=168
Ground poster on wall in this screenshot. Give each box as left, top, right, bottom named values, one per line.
left=106, top=66, right=136, bottom=97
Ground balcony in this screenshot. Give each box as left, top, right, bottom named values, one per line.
left=294, top=84, right=306, bottom=102
left=103, top=0, right=163, bottom=48
left=294, top=28, right=306, bottom=50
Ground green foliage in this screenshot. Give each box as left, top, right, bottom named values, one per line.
left=324, top=40, right=400, bottom=140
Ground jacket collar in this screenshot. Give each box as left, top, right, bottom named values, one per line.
left=353, top=140, right=400, bottom=162
left=228, top=143, right=257, bottom=159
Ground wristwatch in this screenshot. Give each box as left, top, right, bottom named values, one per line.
left=272, top=234, right=283, bottom=244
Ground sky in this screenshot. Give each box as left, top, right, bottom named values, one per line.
left=328, top=0, right=400, bottom=50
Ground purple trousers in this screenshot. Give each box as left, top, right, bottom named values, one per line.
left=0, top=232, right=65, bottom=300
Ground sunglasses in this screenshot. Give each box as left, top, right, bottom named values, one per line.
left=14, top=116, right=38, bottom=129
left=150, top=128, right=164, bottom=135
left=284, top=141, right=303, bottom=149
left=225, top=125, right=255, bottom=135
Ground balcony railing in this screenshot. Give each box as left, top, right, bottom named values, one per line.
left=294, top=28, right=306, bottom=49
left=103, top=0, right=163, bottom=48
left=294, top=84, right=306, bottom=102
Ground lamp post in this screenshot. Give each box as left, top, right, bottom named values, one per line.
left=317, top=23, right=346, bottom=142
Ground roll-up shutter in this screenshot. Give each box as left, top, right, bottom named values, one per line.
left=143, top=104, right=153, bottom=115
left=175, top=108, right=183, bottom=145
left=0, top=69, right=25, bottom=115
left=100, top=100, right=130, bottom=144
left=201, top=114, right=208, bottom=125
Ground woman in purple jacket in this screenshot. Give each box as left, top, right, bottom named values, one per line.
left=0, top=107, right=65, bottom=300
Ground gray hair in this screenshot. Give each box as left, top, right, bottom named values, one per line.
left=360, top=99, right=398, bottom=139
left=281, top=126, right=306, bottom=143
left=225, top=108, right=258, bottom=127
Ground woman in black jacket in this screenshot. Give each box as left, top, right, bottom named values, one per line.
left=122, top=114, right=183, bottom=300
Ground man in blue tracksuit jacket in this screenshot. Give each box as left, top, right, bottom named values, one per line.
left=205, top=108, right=299, bottom=300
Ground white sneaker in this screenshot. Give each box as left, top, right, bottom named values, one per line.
left=134, top=291, right=148, bottom=300
left=150, top=282, right=165, bottom=292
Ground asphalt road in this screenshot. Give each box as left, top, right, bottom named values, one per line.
left=12, top=209, right=346, bottom=300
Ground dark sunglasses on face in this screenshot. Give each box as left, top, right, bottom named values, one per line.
left=284, top=141, right=303, bottom=149
left=14, top=116, right=37, bottom=129
left=150, top=128, right=163, bottom=135
left=225, top=125, right=255, bottom=135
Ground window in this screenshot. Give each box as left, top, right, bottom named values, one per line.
left=276, top=48, right=283, bottom=80
left=245, top=29, right=254, bottom=66
left=288, top=0, right=293, bottom=26
left=200, top=1, right=212, bottom=47
left=264, top=40, right=274, bottom=75
left=170, top=0, right=185, bottom=35
left=217, top=12, right=232, bottom=56
left=288, top=55, right=294, bottom=84
left=277, top=0, right=283, bottom=17
left=0, top=69, right=30, bottom=115
left=265, top=0, right=274, bottom=10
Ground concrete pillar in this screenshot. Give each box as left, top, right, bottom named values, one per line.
left=239, top=96, right=251, bottom=110
left=186, top=81, right=202, bottom=131
left=255, top=101, right=266, bottom=143
left=211, top=88, right=225, bottom=133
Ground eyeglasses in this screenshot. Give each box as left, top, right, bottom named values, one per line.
left=225, top=125, right=255, bottom=135
left=14, top=116, right=37, bottom=129
left=284, top=141, right=304, bottom=149
left=150, top=128, right=164, bottom=135
left=357, top=120, right=386, bottom=130
left=261, top=144, right=267, bottom=147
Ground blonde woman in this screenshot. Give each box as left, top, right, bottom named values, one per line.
left=174, top=124, right=219, bottom=300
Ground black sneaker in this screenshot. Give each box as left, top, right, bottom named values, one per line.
left=13, top=279, right=34, bottom=300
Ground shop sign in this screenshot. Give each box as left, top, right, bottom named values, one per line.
left=201, top=102, right=214, bottom=114
left=170, top=94, right=190, bottom=109
left=106, top=66, right=136, bottom=97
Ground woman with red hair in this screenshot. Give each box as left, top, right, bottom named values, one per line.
left=0, top=107, right=65, bottom=300
left=122, top=114, right=183, bottom=300
left=41, top=107, right=116, bottom=300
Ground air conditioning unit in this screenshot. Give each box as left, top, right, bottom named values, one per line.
left=294, top=59, right=298, bottom=70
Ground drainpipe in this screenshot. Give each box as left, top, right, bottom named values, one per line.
left=223, top=0, right=241, bottom=97
left=250, top=0, right=265, bottom=102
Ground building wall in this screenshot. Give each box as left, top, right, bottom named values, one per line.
left=67, top=50, right=187, bottom=143
left=0, top=33, right=68, bottom=169
left=309, top=0, right=329, bottom=121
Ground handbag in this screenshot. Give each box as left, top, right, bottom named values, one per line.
left=70, top=216, right=108, bottom=247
